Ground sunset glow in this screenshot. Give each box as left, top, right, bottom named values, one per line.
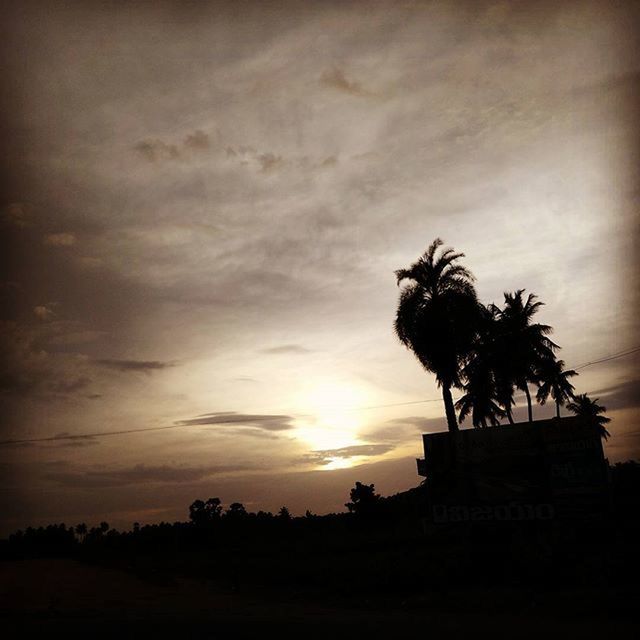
left=0, top=1, right=637, bottom=534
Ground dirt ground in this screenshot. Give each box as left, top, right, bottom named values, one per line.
left=1, top=558, right=637, bottom=637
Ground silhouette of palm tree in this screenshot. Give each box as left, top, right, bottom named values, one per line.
left=498, top=290, right=558, bottom=422
left=457, top=305, right=506, bottom=428
left=536, top=358, right=577, bottom=418
left=394, top=239, right=479, bottom=432
left=567, top=393, right=612, bottom=439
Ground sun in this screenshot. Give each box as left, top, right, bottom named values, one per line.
left=293, top=380, right=370, bottom=453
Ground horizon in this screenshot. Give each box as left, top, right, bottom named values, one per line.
left=1, top=0, right=639, bottom=535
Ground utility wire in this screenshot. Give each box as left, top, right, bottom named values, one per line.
left=573, top=346, right=640, bottom=371
left=2, top=344, right=638, bottom=447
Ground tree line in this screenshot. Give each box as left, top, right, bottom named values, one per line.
left=1, top=481, right=426, bottom=557
left=394, top=238, right=611, bottom=437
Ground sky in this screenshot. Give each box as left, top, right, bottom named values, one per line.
left=1, top=0, right=638, bottom=534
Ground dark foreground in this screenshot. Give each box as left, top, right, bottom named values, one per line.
left=1, top=556, right=638, bottom=638
left=3, top=509, right=640, bottom=639
left=3, top=464, right=640, bottom=636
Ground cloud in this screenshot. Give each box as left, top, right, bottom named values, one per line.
left=257, top=152, right=284, bottom=173
left=45, top=463, right=249, bottom=488
left=319, top=68, right=373, bottom=97
left=33, top=305, right=55, bottom=321
left=260, top=344, right=311, bottom=355
left=51, top=433, right=99, bottom=448
left=1, top=202, right=32, bottom=228
left=48, top=330, right=107, bottom=346
left=302, top=443, right=395, bottom=465
left=0, top=320, right=94, bottom=397
left=134, top=139, right=179, bottom=161
left=184, top=129, right=210, bottom=151
left=95, top=359, right=176, bottom=373
left=176, top=411, right=295, bottom=431
left=592, top=378, right=640, bottom=412
left=385, top=415, right=449, bottom=433
left=134, top=129, right=211, bottom=162
left=44, top=232, right=76, bottom=247
left=48, top=376, right=92, bottom=394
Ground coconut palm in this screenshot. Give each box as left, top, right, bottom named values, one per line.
left=75, top=523, right=87, bottom=540
left=456, top=363, right=506, bottom=428
left=567, top=393, right=611, bottom=440
left=498, top=290, right=558, bottom=422
left=536, top=358, right=577, bottom=418
left=456, top=304, right=506, bottom=427
left=395, top=238, right=480, bottom=432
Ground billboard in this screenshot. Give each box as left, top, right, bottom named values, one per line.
left=420, top=417, right=609, bottom=523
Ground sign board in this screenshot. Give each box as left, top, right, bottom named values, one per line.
left=420, top=417, right=609, bottom=523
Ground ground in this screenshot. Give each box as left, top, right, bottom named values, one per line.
left=1, top=558, right=637, bottom=637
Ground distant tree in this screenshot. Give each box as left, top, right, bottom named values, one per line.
left=567, top=393, right=612, bottom=439
left=226, top=502, right=248, bottom=520
left=536, top=358, right=577, bottom=418
left=345, top=482, right=381, bottom=516
left=394, top=239, right=480, bottom=432
left=75, top=523, right=87, bottom=539
left=99, top=521, right=109, bottom=533
left=189, top=497, right=222, bottom=526
left=278, top=506, right=291, bottom=520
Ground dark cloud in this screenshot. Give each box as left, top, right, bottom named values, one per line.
left=319, top=68, right=373, bottom=97
left=51, top=433, right=99, bottom=448
left=260, top=344, right=311, bottom=355
left=302, top=443, right=395, bottom=465
left=257, top=152, right=284, bottom=173
left=134, top=129, right=211, bottom=162
left=1, top=202, right=32, bottom=228
left=183, top=129, right=210, bottom=151
left=592, top=378, right=640, bottom=412
left=176, top=411, right=294, bottom=431
left=0, top=321, right=94, bottom=397
left=95, top=359, right=176, bottom=373
left=133, top=139, right=179, bottom=162
left=45, top=463, right=249, bottom=488
left=48, top=376, right=93, bottom=394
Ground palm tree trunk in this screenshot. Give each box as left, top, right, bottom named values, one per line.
left=506, top=407, right=515, bottom=425
left=523, top=384, right=533, bottom=422
left=441, top=383, right=459, bottom=432
left=556, top=400, right=560, bottom=419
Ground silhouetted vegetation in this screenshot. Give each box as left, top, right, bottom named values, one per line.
left=395, top=239, right=480, bottom=432
left=567, top=393, right=612, bottom=439
left=2, top=464, right=639, bottom=637
left=394, top=239, right=609, bottom=436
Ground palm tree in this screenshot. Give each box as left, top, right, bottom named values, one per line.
left=395, top=239, right=480, bottom=432
left=456, top=365, right=506, bottom=428
left=457, top=304, right=506, bottom=428
left=567, top=393, right=611, bottom=439
left=498, top=290, right=558, bottom=422
left=536, top=358, right=577, bottom=418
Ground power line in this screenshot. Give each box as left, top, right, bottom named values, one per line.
left=0, top=424, right=188, bottom=447
left=573, top=346, right=640, bottom=371
left=2, top=344, right=638, bottom=447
